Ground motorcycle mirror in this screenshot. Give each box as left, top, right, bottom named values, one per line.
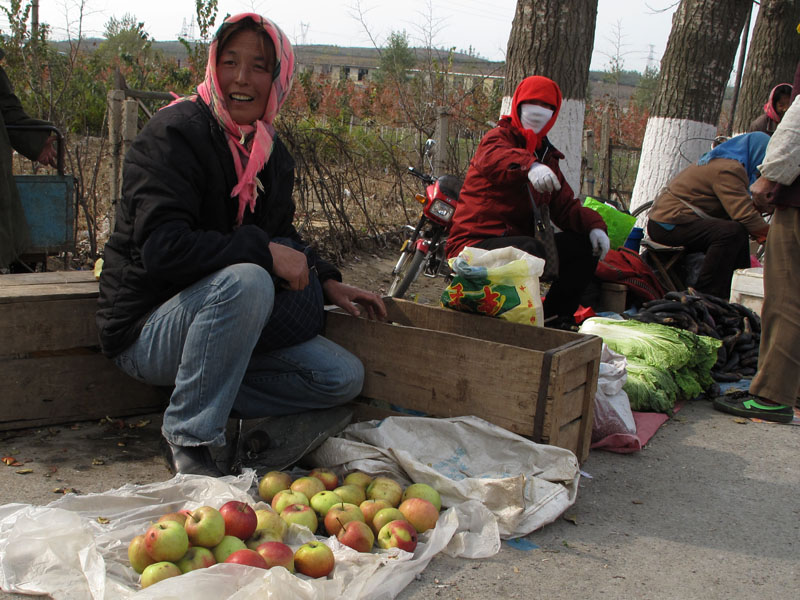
left=424, top=139, right=436, bottom=156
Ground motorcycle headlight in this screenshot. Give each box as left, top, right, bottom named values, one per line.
left=430, top=200, right=455, bottom=222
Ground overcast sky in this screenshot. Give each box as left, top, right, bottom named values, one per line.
left=14, top=1, right=729, bottom=73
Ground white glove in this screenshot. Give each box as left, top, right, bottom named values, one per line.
left=589, top=229, right=610, bottom=261
left=527, top=162, right=561, bottom=193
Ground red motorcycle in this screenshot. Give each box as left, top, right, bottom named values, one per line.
left=388, top=142, right=462, bottom=298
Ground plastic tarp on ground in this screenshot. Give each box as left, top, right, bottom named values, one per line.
left=0, top=415, right=579, bottom=600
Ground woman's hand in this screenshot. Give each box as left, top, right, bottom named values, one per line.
left=527, top=162, right=561, bottom=193
left=269, top=242, right=309, bottom=290
left=322, top=280, right=387, bottom=321
left=750, top=175, right=777, bottom=212
left=36, top=136, right=57, bottom=168
left=589, top=229, right=610, bottom=260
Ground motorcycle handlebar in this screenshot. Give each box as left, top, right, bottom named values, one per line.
left=407, top=166, right=435, bottom=184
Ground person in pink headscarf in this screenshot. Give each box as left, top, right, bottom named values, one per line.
left=97, top=14, right=385, bottom=476
left=748, top=82, right=792, bottom=136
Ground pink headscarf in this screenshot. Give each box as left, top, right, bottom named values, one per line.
left=198, top=13, right=295, bottom=225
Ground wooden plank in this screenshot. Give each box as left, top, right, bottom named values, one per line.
left=0, top=352, right=166, bottom=431
left=0, top=271, right=96, bottom=286
left=0, top=282, right=99, bottom=302
left=554, top=384, right=588, bottom=429
left=577, top=357, right=599, bottom=462
left=553, top=417, right=584, bottom=461
left=0, top=298, right=99, bottom=354
left=383, top=299, right=587, bottom=353
left=325, top=310, right=542, bottom=437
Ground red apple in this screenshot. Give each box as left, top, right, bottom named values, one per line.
left=294, top=541, right=335, bottom=578
left=344, top=471, right=373, bottom=490
left=324, top=502, right=365, bottom=537
left=184, top=505, right=226, bottom=548
left=176, top=546, right=216, bottom=573
left=333, top=484, right=366, bottom=506
left=360, top=499, right=392, bottom=532
left=219, top=500, right=258, bottom=540
left=369, top=507, right=406, bottom=537
left=309, top=468, right=339, bottom=491
left=256, top=541, right=295, bottom=572
left=280, top=503, right=318, bottom=533
left=211, top=535, right=247, bottom=563
left=140, top=561, right=181, bottom=588
left=258, top=470, right=292, bottom=503
left=224, top=548, right=269, bottom=569
left=366, top=476, right=403, bottom=507
left=376, top=519, right=418, bottom=553
left=271, top=489, right=309, bottom=514
left=310, top=490, right=343, bottom=517
left=144, top=520, right=189, bottom=562
left=128, top=534, right=156, bottom=574
left=336, top=519, right=375, bottom=553
left=398, top=497, right=439, bottom=533
left=290, top=476, right=326, bottom=500
left=401, top=482, right=442, bottom=511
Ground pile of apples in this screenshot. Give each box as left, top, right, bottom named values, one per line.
left=127, top=468, right=442, bottom=589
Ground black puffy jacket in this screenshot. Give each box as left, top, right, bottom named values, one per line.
left=97, top=97, right=340, bottom=357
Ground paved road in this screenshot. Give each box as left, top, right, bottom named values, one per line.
left=1, top=399, right=797, bottom=599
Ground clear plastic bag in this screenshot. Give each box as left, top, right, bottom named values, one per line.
left=592, top=345, right=637, bottom=441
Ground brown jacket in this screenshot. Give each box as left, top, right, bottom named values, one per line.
left=648, top=158, right=769, bottom=238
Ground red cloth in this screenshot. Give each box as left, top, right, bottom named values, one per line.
left=590, top=411, right=669, bottom=453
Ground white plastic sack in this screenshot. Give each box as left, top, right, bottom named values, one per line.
left=442, top=246, right=546, bottom=326
left=592, top=344, right=637, bottom=441
left=310, top=415, right=580, bottom=540
left=0, top=416, right=579, bottom=600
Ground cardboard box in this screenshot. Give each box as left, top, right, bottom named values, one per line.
left=729, top=267, right=764, bottom=316
left=0, top=272, right=166, bottom=431
left=324, top=299, right=602, bottom=462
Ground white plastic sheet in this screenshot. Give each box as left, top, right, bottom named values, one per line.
left=0, top=416, right=579, bottom=599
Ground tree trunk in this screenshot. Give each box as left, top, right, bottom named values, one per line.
left=630, top=0, right=751, bottom=216
left=502, top=0, right=598, bottom=193
left=733, top=0, right=800, bottom=134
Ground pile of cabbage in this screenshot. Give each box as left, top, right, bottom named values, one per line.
left=579, top=317, right=721, bottom=412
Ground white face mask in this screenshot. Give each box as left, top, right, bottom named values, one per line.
left=519, top=104, right=554, bottom=134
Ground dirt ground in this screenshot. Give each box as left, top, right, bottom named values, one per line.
left=1, top=252, right=798, bottom=599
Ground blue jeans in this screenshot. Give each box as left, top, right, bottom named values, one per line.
left=114, top=264, right=364, bottom=447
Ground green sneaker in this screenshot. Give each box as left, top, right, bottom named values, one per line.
left=713, top=396, right=794, bottom=424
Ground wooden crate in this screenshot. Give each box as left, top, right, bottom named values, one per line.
left=0, top=272, right=166, bottom=431
left=324, top=299, right=602, bottom=462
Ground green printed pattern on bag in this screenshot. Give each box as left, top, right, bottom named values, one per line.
left=441, top=276, right=522, bottom=317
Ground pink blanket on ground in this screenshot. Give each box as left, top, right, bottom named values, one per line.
left=590, top=410, right=670, bottom=453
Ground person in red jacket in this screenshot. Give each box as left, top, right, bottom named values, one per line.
left=445, top=75, right=609, bottom=328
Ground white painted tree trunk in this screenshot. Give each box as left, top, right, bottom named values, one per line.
left=629, top=116, right=717, bottom=226
left=500, top=95, right=584, bottom=195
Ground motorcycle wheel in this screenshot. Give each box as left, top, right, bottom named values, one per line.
left=388, top=249, right=427, bottom=299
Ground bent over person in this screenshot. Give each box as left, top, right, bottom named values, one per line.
left=445, top=75, right=608, bottom=329
left=96, top=13, right=386, bottom=477
left=646, top=133, right=771, bottom=300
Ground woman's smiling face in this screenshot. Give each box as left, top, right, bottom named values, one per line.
left=216, top=28, right=275, bottom=125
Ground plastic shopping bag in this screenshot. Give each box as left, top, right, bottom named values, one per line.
left=440, top=246, right=545, bottom=326
left=592, top=344, right=637, bottom=441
